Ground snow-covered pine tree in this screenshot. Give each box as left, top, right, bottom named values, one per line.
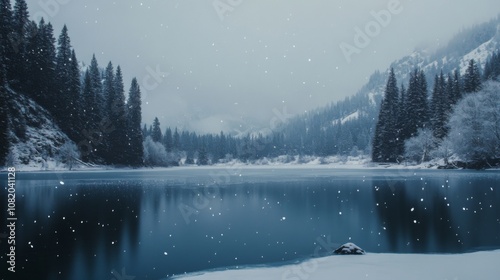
left=372, top=68, right=399, bottom=162
left=463, top=59, right=482, bottom=93
left=126, top=78, right=143, bottom=166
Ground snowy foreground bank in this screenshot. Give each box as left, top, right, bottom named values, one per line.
left=174, top=250, right=500, bottom=280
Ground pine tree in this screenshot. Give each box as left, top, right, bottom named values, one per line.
left=151, top=117, right=162, bottom=142
left=484, top=51, right=500, bottom=81
left=173, top=127, right=180, bottom=151
left=395, top=83, right=407, bottom=156
left=9, top=0, right=29, bottom=90
left=464, top=59, right=482, bottom=93
left=31, top=19, right=56, bottom=108
left=372, top=68, right=399, bottom=162
left=23, top=20, right=38, bottom=96
left=142, top=124, right=149, bottom=140
left=444, top=73, right=454, bottom=115
left=100, top=61, right=115, bottom=163
left=67, top=49, right=82, bottom=142
left=54, top=25, right=73, bottom=125
left=406, top=69, right=429, bottom=138
left=103, top=61, right=115, bottom=120
left=163, top=127, right=173, bottom=152
left=88, top=54, right=103, bottom=123
left=430, top=71, right=448, bottom=139
left=0, top=53, right=8, bottom=166
left=80, top=70, right=98, bottom=162
left=0, top=0, right=13, bottom=82
left=108, top=65, right=127, bottom=164
left=126, top=78, right=143, bottom=166
left=450, top=69, right=462, bottom=105
left=197, top=146, right=209, bottom=165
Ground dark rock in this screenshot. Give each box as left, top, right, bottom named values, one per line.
left=333, top=243, right=365, bottom=255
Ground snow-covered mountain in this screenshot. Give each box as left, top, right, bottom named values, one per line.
left=5, top=87, right=77, bottom=170
left=277, top=16, right=500, bottom=155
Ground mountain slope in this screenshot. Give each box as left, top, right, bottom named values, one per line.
left=5, top=87, right=77, bottom=170
left=277, top=17, right=500, bottom=156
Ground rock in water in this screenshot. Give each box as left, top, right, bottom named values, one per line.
left=333, top=243, right=365, bottom=255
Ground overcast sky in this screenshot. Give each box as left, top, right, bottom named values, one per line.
left=28, top=0, right=500, bottom=134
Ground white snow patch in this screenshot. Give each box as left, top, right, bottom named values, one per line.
left=459, top=38, right=497, bottom=75
left=341, top=111, right=359, bottom=124
left=174, top=250, right=500, bottom=280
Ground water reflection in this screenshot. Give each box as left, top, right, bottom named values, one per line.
left=1, top=169, right=499, bottom=279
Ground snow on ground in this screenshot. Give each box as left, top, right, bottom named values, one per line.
left=174, top=250, right=500, bottom=280
left=459, top=37, right=497, bottom=75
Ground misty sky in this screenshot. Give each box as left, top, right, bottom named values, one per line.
left=27, top=0, right=500, bottom=134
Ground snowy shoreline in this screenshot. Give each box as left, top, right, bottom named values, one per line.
left=173, top=250, right=500, bottom=280
left=3, top=159, right=500, bottom=173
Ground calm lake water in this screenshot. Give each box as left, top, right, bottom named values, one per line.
left=1, top=167, right=499, bottom=279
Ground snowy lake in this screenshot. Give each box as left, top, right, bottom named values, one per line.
left=2, top=167, right=500, bottom=279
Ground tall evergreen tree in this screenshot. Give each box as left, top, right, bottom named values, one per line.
left=100, top=61, right=115, bottom=163
left=88, top=54, right=103, bottom=124
left=108, top=65, right=128, bottom=164
left=484, top=51, right=500, bottom=81
left=9, top=0, right=29, bottom=90
left=164, top=127, right=173, bottom=152
left=126, top=78, right=143, bottom=166
left=151, top=117, right=162, bottom=142
left=32, top=19, right=56, bottom=108
left=67, top=49, right=82, bottom=141
left=103, top=61, right=116, bottom=119
left=405, top=69, right=429, bottom=138
left=0, top=0, right=13, bottom=82
left=0, top=53, right=8, bottom=166
left=430, top=72, right=448, bottom=139
left=23, top=20, right=38, bottom=95
left=372, top=68, right=399, bottom=162
left=450, top=69, right=462, bottom=105
left=54, top=25, right=72, bottom=124
left=173, top=127, right=180, bottom=151
left=395, top=83, right=407, bottom=156
left=463, top=59, right=482, bottom=93
left=80, top=69, right=99, bottom=162
left=444, top=73, right=454, bottom=114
